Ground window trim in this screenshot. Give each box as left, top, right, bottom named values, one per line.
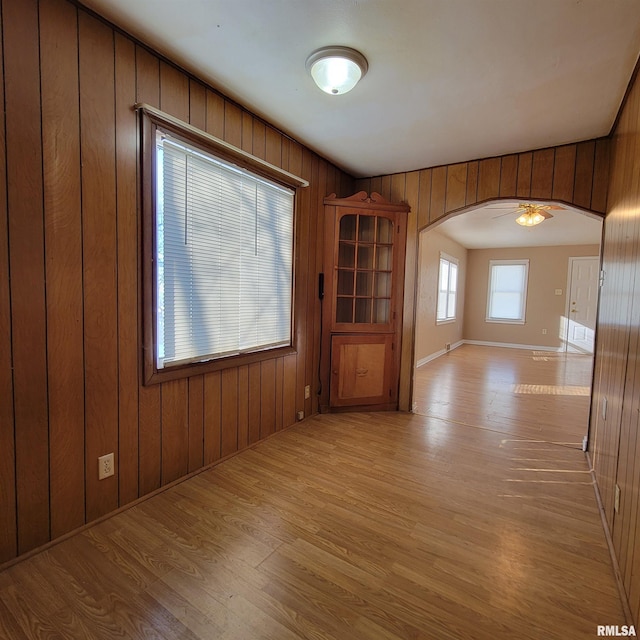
left=485, top=259, right=529, bottom=325
left=436, top=252, right=458, bottom=324
left=138, top=105, right=306, bottom=385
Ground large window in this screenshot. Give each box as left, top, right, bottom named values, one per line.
left=437, top=253, right=458, bottom=322
left=140, top=107, right=302, bottom=383
left=486, top=259, right=529, bottom=323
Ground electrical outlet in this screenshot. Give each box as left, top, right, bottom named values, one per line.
left=297, top=410, right=304, bottom=421
left=542, top=328, right=547, bottom=335
left=304, top=385, right=311, bottom=399
left=98, top=453, right=114, bottom=480
left=554, top=289, right=562, bottom=296
left=615, top=484, right=621, bottom=513
left=445, top=343, right=451, bottom=352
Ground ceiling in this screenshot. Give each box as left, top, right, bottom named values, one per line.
left=428, top=201, right=603, bottom=249
left=80, top=0, right=634, bottom=250
left=80, top=0, right=640, bottom=180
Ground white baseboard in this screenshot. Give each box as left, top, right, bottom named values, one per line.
left=416, top=340, right=464, bottom=368
left=416, top=350, right=446, bottom=368
left=416, top=340, right=562, bottom=368
left=462, top=340, right=562, bottom=352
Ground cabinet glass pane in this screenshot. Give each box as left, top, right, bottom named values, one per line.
left=356, top=271, right=373, bottom=297
left=336, top=297, right=354, bottom=323
left=375, top=272, right=392, bottom=298
left=357, top=244, right=374, bottom=269
left=376, top=245, right=392, bottom=271
left=339, top=215, right=357, bottom=241
left=338, top=242, right=355, bottom=268
left=332, top=207, right=400, bottom=330
left=337, top=269, right=354, bottom=296
left=377, top=217, right=393, bottom=244
left=373, top=299, right=390, bottom=324
left=355, top=298, right=372, bottom=323
left=358, top=215, right=375, bottom=242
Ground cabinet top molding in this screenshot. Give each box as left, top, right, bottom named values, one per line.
left=324, top=191, right=410, bottom=212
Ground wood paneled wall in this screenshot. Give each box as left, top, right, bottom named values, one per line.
left=355, top=139, right=610, bottom=410
left=0, top=0, right=354, bottom=563
left=590, top=61, right=640, bottom=625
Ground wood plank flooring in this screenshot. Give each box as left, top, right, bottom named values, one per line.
left=0, top=346, right=625, bottom=639
left=414, top=344, right=593, bottom=447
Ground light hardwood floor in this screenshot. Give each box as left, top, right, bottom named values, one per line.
left=0, top=346, right=625, bottom=639
left=414, top=344, right=594, bottom=447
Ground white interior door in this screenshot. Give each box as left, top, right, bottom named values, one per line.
left=565, top=256, right=599, bottom=354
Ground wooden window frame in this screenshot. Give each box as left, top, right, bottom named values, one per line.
left=138, top=104, right=308, bottom=385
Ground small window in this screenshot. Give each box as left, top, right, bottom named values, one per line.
left=437, top=253, right=458, bottom=323
left=140, top=107, right=301, bottom=383
left=486, top=259, right=529, bottom=323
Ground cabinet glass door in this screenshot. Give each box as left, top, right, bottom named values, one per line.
left=336, top=214, right=393, bottom=325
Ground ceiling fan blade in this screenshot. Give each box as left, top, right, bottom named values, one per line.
left=517, top=203, right=564, bottom=211
left=488, top=202, right=562, bottom=220
left=485, top=201, right=517, bottom=206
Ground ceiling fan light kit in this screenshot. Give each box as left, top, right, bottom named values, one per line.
left=306, top=46, right=368, bottom=95
left=515, top=203, right=553, bottom=227
left=516, top=210, right=546, bottom=226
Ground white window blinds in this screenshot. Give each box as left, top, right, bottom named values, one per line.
left=486, top=260, right=529, bottom=323
left=156, top=132, right=294, bottom=369
left=437, top=254, right=458, bottom=322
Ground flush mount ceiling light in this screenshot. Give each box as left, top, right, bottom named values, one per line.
left=515, top=203, right=554, bottom=227
left=306, top=46, right=368, bottom=95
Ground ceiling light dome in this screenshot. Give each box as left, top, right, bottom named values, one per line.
left=306, top=46, right=368, bottom=95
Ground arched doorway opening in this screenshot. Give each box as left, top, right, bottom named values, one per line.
left=410, top=198, right=603, bottom=449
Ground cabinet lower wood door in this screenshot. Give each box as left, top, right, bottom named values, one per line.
left=330, top=334, right=394, bottom=407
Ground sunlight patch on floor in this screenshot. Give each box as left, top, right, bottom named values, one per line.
left=509, top=468, right=591, bottom=474
left=511, top=384, right=590, bottom=396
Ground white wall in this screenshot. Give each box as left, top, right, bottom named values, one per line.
left=415, top=229, right=467, bottom=365
left=463, top=244, right=600, bottom=349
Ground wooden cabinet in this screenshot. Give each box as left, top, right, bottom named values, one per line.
left=330, top=334, right=393, bottom=407
left=320, top=191, right=409, bottom=411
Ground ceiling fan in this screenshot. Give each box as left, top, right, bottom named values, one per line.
left=490, top=202, right=565, bottom=227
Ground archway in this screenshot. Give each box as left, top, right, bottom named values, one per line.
left=410, top=198, right=603, bottom=447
